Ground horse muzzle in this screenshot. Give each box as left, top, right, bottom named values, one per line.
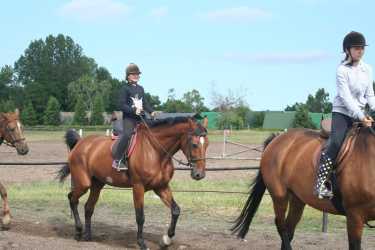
left=191, top=166, right=206, bottom=180
left=15, top=142, right=29, bottom=155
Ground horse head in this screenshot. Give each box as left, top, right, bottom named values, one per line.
left=0, top=111, right=29, bottom=155
left=180, top=116, right=209, bottom=180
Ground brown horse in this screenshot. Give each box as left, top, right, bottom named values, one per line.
left=57, top=116, right=209, bottom=250
left=0, top=111, right=29, bottom=228
left=232, top=127, right=375, bottom=250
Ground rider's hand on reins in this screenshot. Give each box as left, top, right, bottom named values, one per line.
left=362, top=116, right=373, bottom=127
left=135, top=108, right=143, bottom=116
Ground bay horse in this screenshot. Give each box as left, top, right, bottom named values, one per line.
left=0, top=111, right=29, bottom=228
left=232, top=126, right=375, bottom=250
left=57, top=116, right=209, bottom=250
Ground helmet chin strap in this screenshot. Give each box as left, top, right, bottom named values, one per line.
left=345, top=49, right=359, bottom=65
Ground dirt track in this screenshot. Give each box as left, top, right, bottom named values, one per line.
left=0, top=140, right=374, bottom=249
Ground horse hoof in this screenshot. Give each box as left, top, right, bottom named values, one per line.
left=74, top=232, right=82, bottom=241
left=160, top=234, right=172, bottom=247
left=2, top=214, right=11, bottom=228
left=83, top=234, right=92, bottom=241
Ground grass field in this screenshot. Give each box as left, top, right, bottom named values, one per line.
left=7, top=179, right=361, bottom=235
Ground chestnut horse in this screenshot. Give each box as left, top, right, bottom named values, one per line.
left=232, top=127, right=375, bottom=250
left=57, top=116, right=209, bottom=250
left=0, top=111, right=29, bottom=228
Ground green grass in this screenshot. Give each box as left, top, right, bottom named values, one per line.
left=7, top=180, right=365, bottom=234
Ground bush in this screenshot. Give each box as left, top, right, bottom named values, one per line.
left=293, top=105, right=316, bottom=129
left=217, top=111, right=244, bottom=130
left=90, top=95, right=104, bottom=125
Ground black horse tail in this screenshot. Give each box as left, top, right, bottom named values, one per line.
left=231, top=133, right=278, bottom=238
left=56, top=129, right=81, bottom=183
left=65, top=129, right=81, bottom=151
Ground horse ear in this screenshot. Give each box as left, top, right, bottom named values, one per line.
left=202, top=116, right=208, bottom=129
left=15, top=108, right=20, bottom=117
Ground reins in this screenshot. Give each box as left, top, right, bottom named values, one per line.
left=139, top=115, right=202, bottom=167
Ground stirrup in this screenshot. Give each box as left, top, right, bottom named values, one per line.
left=316, top=182, right=333, bottom=199
left=112, top=159, right=128, bottom=171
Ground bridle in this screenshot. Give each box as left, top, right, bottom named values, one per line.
left=139, top=115, right=207, bottom=167
left=186, top=127, right=207, bottom=166
left=0, top=119, right=26, bottom=148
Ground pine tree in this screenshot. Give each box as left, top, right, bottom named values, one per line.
left=73, top=97, right=87, bottom=125
left=90, top=95, right=104, bottom=125
left=21, top=101, right=38, bottom=126
left=43, top=96, right=61, bottom=125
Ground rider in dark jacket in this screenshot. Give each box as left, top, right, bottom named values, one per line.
left=112, top=63, right=155, bottom=171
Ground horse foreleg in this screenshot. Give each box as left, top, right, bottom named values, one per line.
left=83, top=179, right=104, bottom=241
left=346, top=210, right=364, bottom=250
left=133, top=184, right=148, bottom=250
left=154, top=186, right=180, bottom=247
left=0, top=181, right=11, bottom=228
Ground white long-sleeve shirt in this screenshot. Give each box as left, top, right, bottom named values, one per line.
left=332, top=60, right=375, bottom=120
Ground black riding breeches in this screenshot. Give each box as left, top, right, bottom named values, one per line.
left=113, top=118, right=137, bottom=160
left=325, top=112, right=355, bottom=162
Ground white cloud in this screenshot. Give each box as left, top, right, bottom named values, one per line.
left=202, top=7, right=271, bottom=23
left=224, top=50, right=332, bottom=64
left=150, top=7, right=168, bottom=18
left=59, top=0, right=129, bottom=21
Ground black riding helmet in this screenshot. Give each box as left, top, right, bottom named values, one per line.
left=343, top=31, right=368, bottom=52
left=125, top=63, right=141, bottom=80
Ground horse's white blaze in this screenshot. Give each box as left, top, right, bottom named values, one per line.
left=199, top=136, right=205, bottom=146
left=17, top=121, right=21, bottom=131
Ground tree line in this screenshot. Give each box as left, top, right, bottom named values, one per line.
left=1, top=34, right=336, bottom=129
left=0, top=34, right=216, bottom=126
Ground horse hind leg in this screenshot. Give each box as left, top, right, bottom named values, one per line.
left=285, top=193, right=305, bottom=243
left=0, top=181, right=11, bottom=229
left=68, top=174, right=91, bottom=240
left=83, top=178, right=104, bottom=241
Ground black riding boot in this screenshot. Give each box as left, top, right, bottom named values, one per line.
left=112, top=136, right=130, bottom=171
left=314, top=152, right=335, bottom=199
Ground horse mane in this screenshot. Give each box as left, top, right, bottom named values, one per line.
left=147, top=116, right=192, bottom=127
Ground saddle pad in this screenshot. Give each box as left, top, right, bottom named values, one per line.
left=111, top=132, right=138, bottom=159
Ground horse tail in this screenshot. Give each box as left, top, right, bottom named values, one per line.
left=231, top=133, right=277, bottom=238
left=56, top=129, right=81, bottom=183
left=65, top=129, right=81, bottom=151
left=57, top=164, right=70, bottom=183
left=263, top=133, right=278, bottom=149
left=231, top=171, right=266, bottom=238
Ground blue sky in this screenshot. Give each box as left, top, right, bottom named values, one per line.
left=1, top=0, right=374, bottom=110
